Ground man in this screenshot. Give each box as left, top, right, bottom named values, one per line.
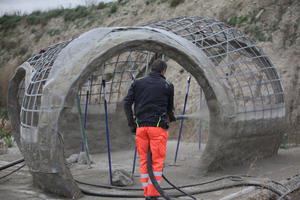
left=124, top=59, right=176, bottom=200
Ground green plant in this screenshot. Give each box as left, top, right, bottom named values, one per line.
left=3, top=135, right=13, bottom=148
left=0, top=14, right=23, bottom=32
left=31, top=28, right=37, bottom=33
left=62, top=6, right=90, bottom=22
left=280, top=133, right=288, bottom=149
left=28, top=9, right=62, bottom=26
left=170, top=0, right=185, bottom=7
left=253, top=26, right=267, bottom=41
left=26, top=11, right=43, bottom=25
left=0, top=129, right=7, bottom=139
left=118, top=0, right=129, bottom=6
left=109, top=4, right=118, bottom=14
left=97, top=2, right=107, bottom=9
left=0, top=108, right=8, bottom=119
left=179, top=68, right=185, bottom=74
left=46, top=8, right=63, bottom=19
left=0, top=128, right=10, bottom=139
left=145, top=0, right=155, bottom=5
left=224, top=12, right=253, bottom=28
left=34, top=34, right=43, bottom=42
left=47, top=29, right=61, bottom=37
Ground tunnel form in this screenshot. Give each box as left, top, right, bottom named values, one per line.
left=8, top=17, right=286, bottom=197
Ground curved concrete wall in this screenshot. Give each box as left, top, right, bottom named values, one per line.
left=8, top=17, right=286, bottom=197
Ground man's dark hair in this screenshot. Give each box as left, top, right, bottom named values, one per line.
left=151, top=59, right=167, bottom=73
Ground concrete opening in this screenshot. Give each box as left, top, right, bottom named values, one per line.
left=63, top=51, right=208, bottom=157
left=8, top=17, right=286, bottom=197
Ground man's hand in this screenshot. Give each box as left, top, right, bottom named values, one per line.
left=130, top=125, right=136, bottom=135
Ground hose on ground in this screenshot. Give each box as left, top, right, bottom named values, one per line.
left=0, top=157, right=25, bottom=171
left=147, top=148, right=173, bottom=200
left=79, top=179, right=291, bottom=199
left=75, top=179, right=142, bottom=191
left=1, top=157, right=293, bottom=199
left=0, top=164, right=26, bottom=179
left=79, top=187, right=144, bottom=198
left=75, top=174, right=253, bottom=191
left=162, top=174, right=196, bottom=200
left=76, top=173, right=291, bottom=199
left=278, top=185, right=300, bottom=200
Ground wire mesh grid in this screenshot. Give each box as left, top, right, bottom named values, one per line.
left=142, top=17, right=285, bottom=120
left=19, top=40, right=72, bottom=145
left=17, top=17, right=285, bottom=131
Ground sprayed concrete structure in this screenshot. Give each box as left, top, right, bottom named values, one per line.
left=7, top=17, right=286, bottom=197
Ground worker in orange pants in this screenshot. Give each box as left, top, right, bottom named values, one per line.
left=124, top=59, right=176, bottom=200
left=136, top=126, right=169, bottom=197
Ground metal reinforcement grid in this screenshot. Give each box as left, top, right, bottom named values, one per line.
left=19, top=40, right=72, bottom=130
left=142, top=17, right=285, bottom=120
left=17, top=17, right=285, bottom=130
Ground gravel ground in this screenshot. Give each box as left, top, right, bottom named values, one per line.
left=1, top=141, right=300, bottom=200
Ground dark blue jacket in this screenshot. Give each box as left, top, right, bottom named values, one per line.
left=124, top=71, right=176, bottom=129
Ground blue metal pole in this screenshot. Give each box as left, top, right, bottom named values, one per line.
left=81, top=78, right=90, bottom=152
left=102, top=78, right=113, bottom=185
left=174, top=75, right=191, bottom=165
left=132, top=139, right=137, bottom=175
left=130, top=54, right=138, bottom=175
left=199, top=87, right=203, bottom=149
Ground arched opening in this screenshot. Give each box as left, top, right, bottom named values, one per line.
left=45, top=27, right=229, bottom=196
left=8, top=17, right=286, bottom=197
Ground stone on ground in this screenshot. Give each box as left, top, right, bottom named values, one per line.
left=112, top=169, right=133, bottom=186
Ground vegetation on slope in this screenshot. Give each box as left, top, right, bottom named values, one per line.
left=0, top=0, right=299, bottom=145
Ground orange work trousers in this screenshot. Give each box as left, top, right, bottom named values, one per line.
left=136, top=126, right=169, bottom=197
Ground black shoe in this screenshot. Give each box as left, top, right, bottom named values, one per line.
left=145, top=196, right=159, bottom=200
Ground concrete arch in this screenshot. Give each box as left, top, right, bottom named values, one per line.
left=19, top=27, right=230, bottom=197
left=8, top=23, right=286, bottom=197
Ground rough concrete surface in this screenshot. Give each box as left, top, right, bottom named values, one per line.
left=1, top=140, right=300, bottom=200
left=8, top=24, right=286, bottom=197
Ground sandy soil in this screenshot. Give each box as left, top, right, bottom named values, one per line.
left=1, top=140, right=300, bottom=200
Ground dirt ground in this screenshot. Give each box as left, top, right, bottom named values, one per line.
left=1, top=140, right=300, bottom=200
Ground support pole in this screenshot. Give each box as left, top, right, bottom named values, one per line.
left=199, top=87, right=203, bottom=149
left=76, top=95, right=92, bottom=168
left=226, top=28, right=229, bottom=84
left=173, top=75, right=191, bottom=165
left=102, top=65, right=113, bottom=185
left=81, top=78, right=90, bottom=152
left=130, top=55, right=138, bottom=175
left=132, top=138, right=137, bottom=175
